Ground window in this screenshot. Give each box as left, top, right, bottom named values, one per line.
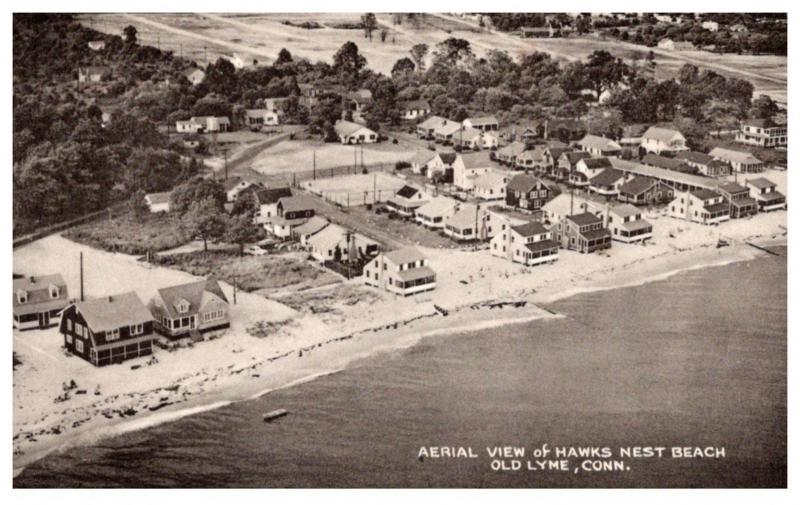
left=130, top=323, right=144, bottom=336
left=75, top=322, right=83, bottom=336
left=107, top=328, right=120, bottom=342
left=66, top=334, right=73, bottom=344
left=67, top=319, right=73, bottom=332
left=50, top=286, right=60, bottom=299
left=17, top=291, right=27, bottom=304
left=75, top=339, right=84, bottom=353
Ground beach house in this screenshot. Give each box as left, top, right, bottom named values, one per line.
left=675, top=151, right=732, bottom=177
left=606, top=204, right=653, bottom=243
left=554, top=213, right=612, bottom=254
left=668, top=189, right=731, bottom=225
left=334, top=120, right=377, bottom=144
left=60, top=292, right=154, bottom=367
left=495, top=141, right=527, bottom=166
left=308, top=224, right=379, bottom=264
left=709, top=147, right=765, bottom=173
left=363, top=248, right=436, bottom=296
left=415, top=196, right=458, bottom=229
left=149, top=280, right=230, bottom=340
left=717, top=181, right=758, bottom=218
left=506, top=174, right=552, bottom=213
left=541, top=193, right=603, bottom=225
left=571, top=157, right=613, bottom=187
left=746, top=177, right=786, bottom=212
left=293, top=216, right=330, bottom=247
left=416, top=116, right=449, bottom=139
left=489, top=221, right=559, bottom=267
left=386, top=185, right=429, bottom=217
left=642, top=154, right=697, bottom=174
left=640, top=127, right=688, bottom=155
left=577, top=134, right=622, bottom=158
left=453, top=153, right=492, bottom=191
left=13, top=274, right=69, bottom=330
left=556, top=151, right=592, bottom=182
left=472, top=171, right=510, bottom=201
left=617, top=176, right=675, bottom=206
left=588, top=168, right=626, bottom=197
left=238, top=185, right=293, bottom=226
left=735, top=118, right=787, bottom=148
left=444, top=204, right=486, bottom=241
left=462, top=116, right=499, bottom=132
left=270, top=195, right=316, bottom=238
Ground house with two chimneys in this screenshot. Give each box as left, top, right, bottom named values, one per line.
left=13, top=274, right=69, bottom=330
left=709, top=147, right=765, bottom=173
left=60, top=292, right=154, bottom=367
left=746, top=177, right=786, bottom=212
left=363, top=248, right=436, bottom=297
left=640, top=127, right=689, bottom=155
left=489, top=221, right=559, bottom=267
left=577, top=134, right=622, bottom=158
left=668, top=189, right=731, bottom=225
left=148, top=279, right=230, bottom=341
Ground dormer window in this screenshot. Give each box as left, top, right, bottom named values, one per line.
left=49, top=285, right=60, bottom=299
left=17, top=290, right=27, bottom=304
left=174, top=298, right=190, bottom=314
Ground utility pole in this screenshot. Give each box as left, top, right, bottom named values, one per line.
left=223, top=148, right=229, bottom=180
left=80, top=252, right=84, bottom=302
left=313, top=151, right=316, bottom=180
left=233, top=276, right=237, bottom=305
left=373, top=173, right=377, bottom=205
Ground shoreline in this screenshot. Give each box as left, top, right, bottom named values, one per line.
left=12, top=235, right=784, bottom=477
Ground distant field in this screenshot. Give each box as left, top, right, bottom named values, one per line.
left=77, top=13, right=786, bottom=103
left=250, top=139, right=416, bottom=176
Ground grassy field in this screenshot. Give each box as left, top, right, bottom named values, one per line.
left=153, top=250, right=341, bottom=293
left=301, top=172, right=408, bottom=207
left=250, top=139, right=416, bottom=176
left=63, top=211, right=190, bottom=256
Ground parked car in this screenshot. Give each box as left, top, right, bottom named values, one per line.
left=244, top=244, right=267, bottom=256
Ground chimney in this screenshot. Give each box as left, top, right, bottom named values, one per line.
left=108, top=295, right=113, bottom=303
left=29, top=275, right=35, bottom=283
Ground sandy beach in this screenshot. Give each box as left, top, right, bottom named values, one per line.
left=12, top=205, right=787, bottom=475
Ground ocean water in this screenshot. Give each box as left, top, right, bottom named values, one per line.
left=15, top=249, right=787, bottom=488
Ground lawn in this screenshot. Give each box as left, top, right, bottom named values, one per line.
left=63, top=211, right=190, bottom=256
left=153, top=250, right=341, bottom=293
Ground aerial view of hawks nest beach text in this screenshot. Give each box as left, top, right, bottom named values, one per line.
left=11, top=9, right=787, bottom=489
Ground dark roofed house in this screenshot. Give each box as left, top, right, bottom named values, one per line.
left=149, top=279, right=230, bottom=340
left=555, top=212, right=612, bottom=254
left=617, top=176, right=675, bottom=205
left=13, top=274, right=69, bottom=330
left=675, top=151, right=731, bottom=177
left=387, top=185, right=429, bottom=217
left=746, top=177, right=786, bottom=211
left=490, top=220, right=559, bottom=267
left=717, top=181, right=758, bottom=218
left=271, top=195, right=315, bottom=238
left=589, top=168, right=626, bottom=196
left=506, top=174, right=552, bottom=213
left=60, top=292, right=154, bottom=367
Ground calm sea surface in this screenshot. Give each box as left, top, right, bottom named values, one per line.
left=15, top=249, right=787, bottom=488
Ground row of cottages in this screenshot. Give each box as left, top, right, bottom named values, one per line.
left=307, top=223, right=379, bottom=264
left=577, top=134, right=622, bottom=158
left=416, top=116, right=500, bottom=148
left=675, top=151, right=732, bottom=177
left=489, top=222, right=560, bottom=267
left=363, top=247, right=437, bottom=297
left=505, top=174, right=553, bottom=214
left=334, top=119, right=378, bottom=144
left=59, top=279, right=232, bottom=366
left=399, top=99, right=432, bottom=121
left=176, top=116, right=231, bottom=134
left=244, top=108, right=280, bottom=129
left=13, top=274, right=69, bottom=330
left=735, top=118, right=787, bottom=148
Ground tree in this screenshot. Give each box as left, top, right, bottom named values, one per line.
left=123, top=25, right=138, bottom=46
left=362, top=13, right=378, bottom=40
left=409, top=43, right=429, bottom=72
left=431, top=38, right=473, bottom=69
left=129, top=189, right=149, bottom=222
left=276, top=48, right=293, bottom=65
left=182, top=198, right=226, bottom=252
left=380, top=28, right=388, bottom=43
left=584, top=50, right=630, bottom=100
left=225, top=214, right=262, bottom=256
left=170, top=178, right=226, bottom=215
left=333, top=41, right=367, bottom=85
left=391, top=57, right=415, bottom=78
left=750, top=94, right=780, bottom=121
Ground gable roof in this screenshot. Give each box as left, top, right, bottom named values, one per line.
left=578, top=134, right=621, bottom=152
left=76, top=292, right=152, bottom=332
left=717, top=181, right=748, bottom=194
left=746, top=177, right=776, bottom=190
left=307, top=223, right=347, bottom=251
left=293, top=216, right=329, bottom=237
left=675, top=151, right=714, bottom=165
left=516, top=148, right=546, bottom=163
left=580, top=157, right=613, bottom=170
left=434, top=120, right=463, bottom=136
left=561, top=151, right=592, bottom=165
left=417, top=115, right=448, bottom=129
left=464, top=115, right=498, bottom=126
left=472, top=171, right=508, bottom=190
left=567, top=212, right=603, bottom=226
left=396, top=185, right=420, bottom=199
left=690, top=188, right=721, bottom=201
left=497, top=141, right=527, bottom=157
left=13, top=274, right=69, bottom=315
left=446, top=203, right=483, bottom=229
left=384, top=247, right=426, bottom=266
left=610, top=203, right=640, bottom=218
left=399, top=99, right=431, bottom=111
left=511, top=221, right=548, bottom=237
left=589, top=168, right=625, bottom=186
left=416, top=196, right=457, bottom=218
left=507, top=174, right=546, bottom=193
left=642, top=126, right=685, bottom=143
left=251, top=186, right=292, bottom=205
left=709, top=147, right=762, bottom=164
left=278, top=195, right=314, bottom=213
left=642, top=154, right=686, bottom=171
left=223, top=176, right=246, bottom=192
left=409, top=150, right=439, bottom=166
left=439, top=151, right=459, bottom=165
left=335, top=120, right=372, bottom=137
left=146, top=192, right=172, bottom=205
left=155, top=280, right=228, bottom=320
left=618, top=175, right=657, bottom=195
left=460, top=127, right=483, bottom=142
